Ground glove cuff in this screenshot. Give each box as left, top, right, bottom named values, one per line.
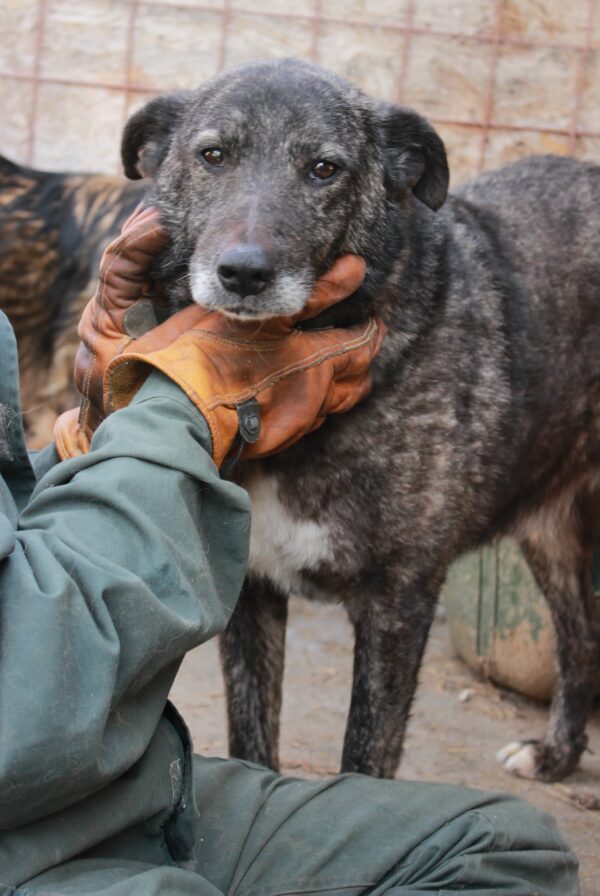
left=53, top=407, right=91, bottom=460
left=105, top=354, right=239, bottom=467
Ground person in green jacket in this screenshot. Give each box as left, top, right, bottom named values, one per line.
left=0, top=208, right=579, bottom=895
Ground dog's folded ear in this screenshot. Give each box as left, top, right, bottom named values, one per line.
left=378, top=105, right=449, bottom=211
left=121, top=93, right=193, bottom=180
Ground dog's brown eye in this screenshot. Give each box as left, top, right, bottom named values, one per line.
left=311, top=160, right=338, bottom=180
left=201, top=147, right=224, bottom=166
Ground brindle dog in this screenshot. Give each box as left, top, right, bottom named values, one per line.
left=10, top=57, right=600, bottom=783
left=0, top=154, right=144, bottom=447
left=121, top=59, right=600, bottom=782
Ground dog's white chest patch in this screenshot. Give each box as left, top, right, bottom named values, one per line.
left=245, top=471, right=332, bottom=595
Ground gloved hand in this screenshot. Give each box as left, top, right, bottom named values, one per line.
left=54, top=207, right=386, bottom=468
left=56, top=205, right=170, bottom=455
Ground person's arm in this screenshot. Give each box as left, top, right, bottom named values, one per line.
left=1, top=203, right=382, bottom=831
left=0, top=371, right=250, bottom=829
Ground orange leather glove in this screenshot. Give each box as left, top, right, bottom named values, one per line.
left=54, top=208, right=386, bottom=468
left=60, top=205, right=169, bottom=455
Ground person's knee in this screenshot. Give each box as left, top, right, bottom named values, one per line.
left=383, top=792, right=578, bottom=894
left=474, top=793, right=571, bottom=854
left=454, top=795, right=579, bottom=895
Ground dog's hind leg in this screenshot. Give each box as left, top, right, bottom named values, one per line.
left=219, top=576, right=288, bottom=771
left=341, top=585, right=439, bottom=778
left=498, top=489, right=600, bottom=781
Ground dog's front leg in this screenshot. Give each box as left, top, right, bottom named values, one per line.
left=341, top=587, right=438, bottom=777
left=219, top=576, right=288, bottom=770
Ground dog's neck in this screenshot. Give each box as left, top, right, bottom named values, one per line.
left=303, top=198, right=449, bottom=344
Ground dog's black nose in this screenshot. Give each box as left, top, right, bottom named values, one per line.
left=217, top=244, right=275, bottom=297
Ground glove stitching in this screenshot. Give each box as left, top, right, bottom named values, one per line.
left=107, top=318, right=377, bottom=414
left=207, top=318, right=378, bottom=406
left=189, top=329, right=295, bottom=349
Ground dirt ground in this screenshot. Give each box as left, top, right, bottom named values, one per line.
left=170, top=597, right=600, bottom=895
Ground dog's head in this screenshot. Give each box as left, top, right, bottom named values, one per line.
left=122, top=59, right=448, bottom=321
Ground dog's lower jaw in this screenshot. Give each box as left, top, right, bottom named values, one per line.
left=218, top=307, right=279, bottom=322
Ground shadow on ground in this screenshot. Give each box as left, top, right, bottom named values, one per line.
left=170, top=597, right=600, bottom=895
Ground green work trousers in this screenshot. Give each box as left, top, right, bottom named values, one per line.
left=22, top=748, right=577, bottom=896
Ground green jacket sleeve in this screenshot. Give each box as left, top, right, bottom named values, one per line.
left=0, top=372, right=250, bottom=829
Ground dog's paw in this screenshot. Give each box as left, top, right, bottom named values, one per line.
left=497, top=741, right=538, bottom=778
left=497, top=738, right=584, bottom=781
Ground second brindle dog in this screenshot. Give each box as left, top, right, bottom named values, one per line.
left=0, top=154, right=143, bottom=447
